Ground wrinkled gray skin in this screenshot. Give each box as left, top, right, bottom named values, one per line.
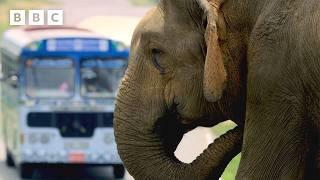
left=115, top=0, right=320, bottom=179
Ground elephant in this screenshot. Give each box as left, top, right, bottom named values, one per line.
left=114, top=0, right=245, bottom=179
left=114, top=0, right=320, bottom=179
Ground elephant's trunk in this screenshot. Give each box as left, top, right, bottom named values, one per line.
left=114, top=74, right=242, bottom=179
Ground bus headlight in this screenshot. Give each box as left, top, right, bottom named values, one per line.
left=22, top=149, right=34, bottom=161
left=90, top=153, right=98, bottom=162
left=111, top=154, right=121, bottom=162
left=58, top=151, right=67, bottom=158
left=40, top=134, right=50, bottom=144
left=37, top=150, right=46, bottom=158
left=23, top=149, right=33, bottom=157
left=28, top=133, right=38, bottom=144
left=103, top=154, right=111, bottom=161
left=104, top=134, right=114, bottom=144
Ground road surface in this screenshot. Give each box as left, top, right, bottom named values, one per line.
left=0, top=127, right=214, bottom=179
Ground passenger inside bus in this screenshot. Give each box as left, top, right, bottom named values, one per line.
left=25, top=58, right=74, bottom=98
left=80, top=59, right=127, bottom=98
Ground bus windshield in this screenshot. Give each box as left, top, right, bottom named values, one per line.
left=80, top=58, right=127, bottom=98
left=25, top=58, right=75, bottom=98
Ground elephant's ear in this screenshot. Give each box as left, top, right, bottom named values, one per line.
left=199, top=0, right=227, bottom=102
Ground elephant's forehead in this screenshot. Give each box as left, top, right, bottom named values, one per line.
left=136, top=5, right=204, bottom=56
left=138, top=5, right=197, bottom=35
left=138, top=7, right=164, bottom=32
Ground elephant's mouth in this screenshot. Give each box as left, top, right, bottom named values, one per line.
left=154, top=109, right=194, bottom=156
left=169, top=103, right=225, bottom=128
left=179, top=115, right=222, bottom=127
left=163, top=95, right=227, bottom=128
left=154, top=106, right=225, bottom=156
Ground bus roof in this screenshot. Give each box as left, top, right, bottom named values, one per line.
left=1, top=26, right=123, bottom=57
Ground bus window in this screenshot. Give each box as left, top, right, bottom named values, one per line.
left=80, top=59, right=127, bottom=98
left=25, top=58, right=75, bottom=98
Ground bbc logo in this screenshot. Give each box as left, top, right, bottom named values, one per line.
left=10, top=10, right=64, bottom=26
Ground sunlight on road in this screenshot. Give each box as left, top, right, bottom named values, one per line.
left=175, top=127, right=214, bottom=163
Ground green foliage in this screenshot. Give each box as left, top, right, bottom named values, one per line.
left=212, top=121, right=241, bottom=180
left=222, top=154, right=241, bottom=180
left=0, top=23, right=6, bottom=35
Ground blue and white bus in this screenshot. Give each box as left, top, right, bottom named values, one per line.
left=0, top=26, right=128, bottom=178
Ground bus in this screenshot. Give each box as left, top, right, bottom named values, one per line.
left=0, top=26, right=128, bottom=178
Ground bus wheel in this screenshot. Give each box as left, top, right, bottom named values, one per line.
left=18, top=163, right=34, bottom=179
left=113, top=164, right=125, bottom=179
left=5, top=149, right=15, bottom=167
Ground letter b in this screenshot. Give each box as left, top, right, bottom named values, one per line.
left=29, top=10, right=45, bottom=25
left=10, top=10, right=26, bottom=25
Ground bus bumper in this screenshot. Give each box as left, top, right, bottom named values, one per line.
left=18, top=128, right=122, bottom=165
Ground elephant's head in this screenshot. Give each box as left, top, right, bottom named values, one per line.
left=115, top=0, right=246, bottom=179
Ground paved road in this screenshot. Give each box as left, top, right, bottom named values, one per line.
left=0, top=127, right=214, bottom=179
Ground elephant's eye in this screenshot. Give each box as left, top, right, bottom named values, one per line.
left=151, top=48, right=165, bottom=74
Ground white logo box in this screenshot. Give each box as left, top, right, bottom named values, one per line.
left=10, top=10, right=64, bottom=26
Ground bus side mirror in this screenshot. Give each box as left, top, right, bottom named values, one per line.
left=8, top=74, right=19, bottom=88
left=0, top=73, right=4, bottom=82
